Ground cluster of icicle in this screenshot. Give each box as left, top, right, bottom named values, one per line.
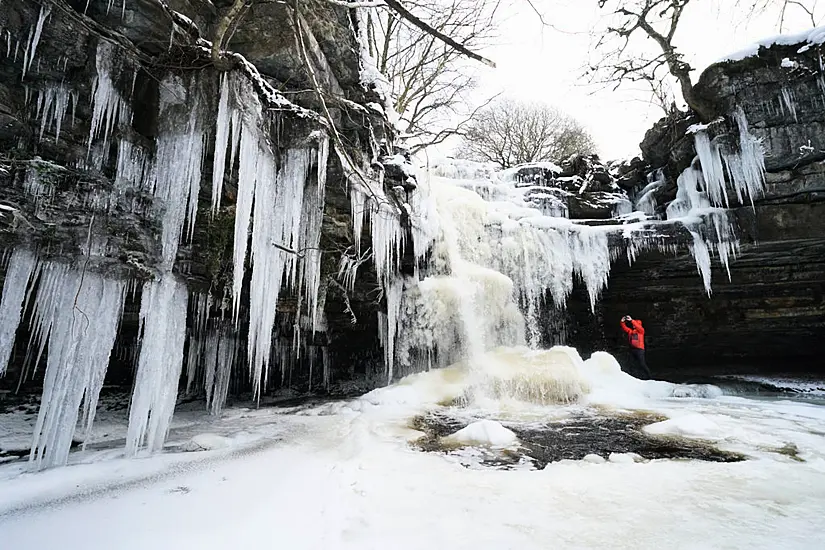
left=0, top=39, right=334, bottom=470
left=670, top=107, right=766, bottom=295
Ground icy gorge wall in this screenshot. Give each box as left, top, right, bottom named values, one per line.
left=573, top=33, right=825, bottom=374
left=0, top=0, right=424, bottom=466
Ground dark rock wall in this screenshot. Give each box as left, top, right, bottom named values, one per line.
left=571, top=40, right=825, bottom=376
left=0, top=0, right=392, bottom=394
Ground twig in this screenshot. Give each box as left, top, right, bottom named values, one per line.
left=382, top=0, right=496, bottom=67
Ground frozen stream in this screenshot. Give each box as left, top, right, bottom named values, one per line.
left=1, top=347, right=824, bottom=549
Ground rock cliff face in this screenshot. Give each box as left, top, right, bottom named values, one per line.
left=0, top=0, right=407, bottom=400
left=570, top=37, right=825, bottom=375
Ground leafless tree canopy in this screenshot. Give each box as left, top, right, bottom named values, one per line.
left=458, top=99, right=597, bottom=169
left=589, top=0, right=823, bottom=121
left=362, top=0, right=502, bottom=150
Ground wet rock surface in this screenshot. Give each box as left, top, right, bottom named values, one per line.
left=411, top=410, right=744, bottom=470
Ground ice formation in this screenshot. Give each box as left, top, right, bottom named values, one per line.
left=211, top=74, right=331, bottom=399
left=21, top=4, right=50, bottom=80
left=28, top=263, right=126, bottom=470
left=35, top=84, right=77, bottom=143
left=691, top=108, right=765, bottom=209
left=126, top=273, right=188, bottom=455
left=0, top=248, right=37, bottom=376
left=88, top=41, right=133, bottom=169
left=153, top=74, right=206, bottom=260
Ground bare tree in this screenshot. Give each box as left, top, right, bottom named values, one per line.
left=589, top=0, right=823, bottom=121
left=363, top=0, right=502, bottom=150
left=458, top=99, right=597, bottom=169
left=588, top=1, right=718, bottom=121
left=739, top=0, right=824, bottom=29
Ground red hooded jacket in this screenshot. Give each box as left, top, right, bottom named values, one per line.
left=621, top=319, right=645, bottom=350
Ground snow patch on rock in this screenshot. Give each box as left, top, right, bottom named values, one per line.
left=444, top=420, right=518, bottom=448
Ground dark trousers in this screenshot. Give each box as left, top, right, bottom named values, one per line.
left=630, top=348, right=651, bottom=380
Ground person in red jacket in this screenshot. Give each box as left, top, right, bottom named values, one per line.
left=621, top=315, right=651, bottom=379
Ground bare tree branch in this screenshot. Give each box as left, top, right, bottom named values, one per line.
left=383, top=0, right=497, bottom=67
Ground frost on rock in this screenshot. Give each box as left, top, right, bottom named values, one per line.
left=126, top=273, right=188, bottom=455
left=0, top=248, right=37, bottom=376
left=29, top=263, right=126, bottom=470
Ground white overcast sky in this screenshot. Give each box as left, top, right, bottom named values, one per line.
left=466, top=0, right=819, bottom=161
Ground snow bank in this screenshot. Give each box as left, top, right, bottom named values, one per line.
left=444, top=420, right=518, bottom=448
left=718, top=24, right=825, bottom=63
left=644, top=414, right=724, bottom=439
left=184, top=434, right=233, bottom=451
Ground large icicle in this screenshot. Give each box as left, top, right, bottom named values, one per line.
left=211, top=74, right=241, bottom=217
left=204, top=328, right=238, bottom=416
left=36, top=84, right=76, bottom=143
left=0, top=248, right=37, bottom=375
left=692, top=109, right=765, bottom=208
left=88, top=41, right=132, bottom=166
left=247, top=148, right=310, bottom=398
left=231, top=121, right=260, bottom=319
left=126, top=273, right=188, bottom=455
left=29, top=264, right=125, bottom=470
left=22, top=5, right=51, bottom=80
left=152, top=74, right=206, bottom=265
left=298, top=133, right=329, bottom=332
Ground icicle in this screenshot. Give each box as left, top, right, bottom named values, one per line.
left=210, top=332, right=237, bottom=415
left=370, top=198, right=405, bottom=288
left=689, top=231, right=713, bottom=296
left=780, top=87, right=798, bottom=122
left=125, top=273, right=188, bottom=455
left=231, top=121, right=260, bottom=320
left=36, top=84, right=73, bottom=142
left=29, top=264, right=125, bottom=470
left=22, top=5, right=50, bottom=80
left=350, top=185, right=366, bottom=256
left=692, top=109, right=765, bottom=209
left=383, top=278, right=403, bottom=384
left=115, top=140, right=153, bottom=191
left=152, top=74, right=205, bottom=266
left=694, top=131, right=729, bottom=207
left=88, top=41, right=132, bottom=166
left=184, top=292, right=210, bottom=394
left=211, top=73, right=239, bottom=217
left=247, top=148, right=310, bottom=399
left=0, top=248, right=37, bottom=375
left=298, top=133, right=329, bottom=332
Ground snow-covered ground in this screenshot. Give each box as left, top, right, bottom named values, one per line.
left=1, top=347, right=824, bottom=549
